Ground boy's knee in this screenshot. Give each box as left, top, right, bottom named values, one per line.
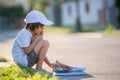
left=37, top=40, right=49, bottom=47
left=43, top=40, right=50, bottom=47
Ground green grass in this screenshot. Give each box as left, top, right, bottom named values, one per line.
left=0, top=57, right=8, bottom=62
left=104, top=24, right=120, bottom=36
left=0, top=64, right=59, bottom=80
left=45, top=26, right=75, bottom=34
left=104, top=24, right=115, bottom=35
left=81, top=26, right=98, bottom=32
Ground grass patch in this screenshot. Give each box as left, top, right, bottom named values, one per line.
left=0, top=64, right=59, bottom=80
left=104, top=24, right=115, bottom=35
left=104, top=24, right=120, bottom=36
left=0, top=57, right=8, bottom=62
left=81, top=26, right=98, bottom=32
left=45, top=26, right=75, bottom=34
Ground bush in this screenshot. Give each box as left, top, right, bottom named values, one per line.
left=81, top=26, right=98, bottom=32
left=105, top=24, right=115, bottom=35
left=0, top=64, right=59, bottom=80
left=0, top=5, right=25, bottom=18
left=0, top=57, right=8, bottom=62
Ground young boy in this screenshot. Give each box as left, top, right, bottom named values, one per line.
left=12, top=10, right=55, bottom=73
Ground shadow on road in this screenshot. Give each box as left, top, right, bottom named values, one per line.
left=57, top=73, right=94, bottom=80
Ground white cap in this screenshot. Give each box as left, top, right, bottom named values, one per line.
left=24, top=10, right=54, bottom=26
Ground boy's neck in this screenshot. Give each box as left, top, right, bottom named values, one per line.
left=27, top=28, right=36, bottom=36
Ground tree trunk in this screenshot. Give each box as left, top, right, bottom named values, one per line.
left=75, top=0, right=82, bottom=32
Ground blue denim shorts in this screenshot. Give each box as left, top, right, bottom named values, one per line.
left=27, top=50, right=39, bottom=67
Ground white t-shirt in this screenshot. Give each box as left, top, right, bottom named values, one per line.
left=12, top=28, right=32, bottom=67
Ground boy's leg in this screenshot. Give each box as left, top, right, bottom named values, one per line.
left=34, top=40, right=49, bottom=70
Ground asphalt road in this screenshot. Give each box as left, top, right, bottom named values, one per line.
left=0, top=30, right=120, bottom=80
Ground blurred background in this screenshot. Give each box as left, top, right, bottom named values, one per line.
left=0, top=0, right=119, bottom=32
left=0, top=0, right=120, bottom=80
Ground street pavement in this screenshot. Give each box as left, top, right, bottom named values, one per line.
left=0, top=29, right=120, bottom=80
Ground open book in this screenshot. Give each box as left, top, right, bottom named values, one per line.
left=53, top=60, right=86, bottom=76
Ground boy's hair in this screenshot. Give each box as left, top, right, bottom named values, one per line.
left=25, top=22, right=43, bottom=31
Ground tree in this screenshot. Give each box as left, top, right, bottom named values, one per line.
left=53, top=0, right=62, bottom=26
left=28, top=0, right=49, bottom=14
left=28, top=0, right=36, bottom=11
left=75, top=0, right=82, bottom=32
left=115, top=0, right=120, bottom=24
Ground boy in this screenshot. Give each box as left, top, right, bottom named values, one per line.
left=12, top=10, right=55, bottom=73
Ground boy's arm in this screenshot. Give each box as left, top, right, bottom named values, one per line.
left=23, top=35, right=42, bottom=54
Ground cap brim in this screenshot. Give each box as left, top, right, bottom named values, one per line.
left=42, top=20, right=54, bottom=26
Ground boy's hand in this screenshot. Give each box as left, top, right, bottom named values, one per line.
left=35, top=34, right=43, bottom=41
left=50, top=63, right=56, bottom=69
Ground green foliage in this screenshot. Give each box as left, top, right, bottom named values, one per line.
left=28, top=0, right=49, bottom=14
left=115, top=0, right=120, bottom=9
left=115, top=0, right=120, bottom=23
left=0, top=5, right=25, bottom=18
left=0, top=64, right=59, bottom=80
left=81, top=26, right=98, bottom=32
left=105, top=24, right=115, bottom=35
left=104, top=24, right=120, bottom=36
left=0, top=57, right=8, bottom=62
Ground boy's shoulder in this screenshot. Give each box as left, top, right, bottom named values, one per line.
left=17, top=28, right=32, bottom=37
left=18, top=28, right=30, bottom=34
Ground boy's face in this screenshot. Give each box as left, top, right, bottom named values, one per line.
left=34, top=25, right=44, bottom=35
